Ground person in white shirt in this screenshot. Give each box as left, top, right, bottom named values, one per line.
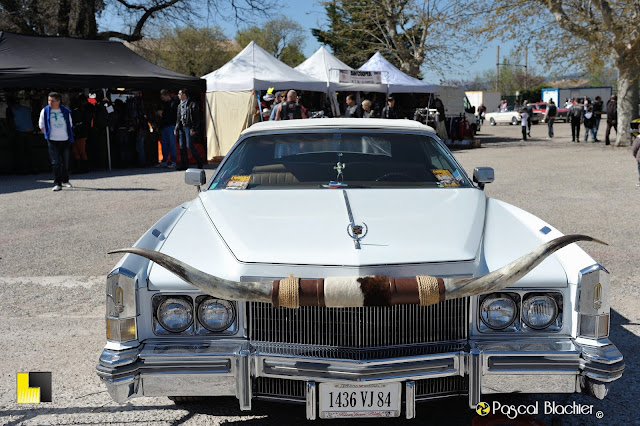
left=520, top=109, right=529, bottom=141
left=39, top=92, right=74, bottom=191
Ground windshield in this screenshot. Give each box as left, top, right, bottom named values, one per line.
left=210, top=131, right=472, bottom=190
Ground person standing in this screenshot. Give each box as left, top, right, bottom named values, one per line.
left=362, top=99, right=374, bottom=118
left=175, top=88, right=205, bottom=170
left=605, top=94, right=617, bottom=146
left=71, top=96, right=91, bottom=173
left=269, top=91, right=284, bottom=120
left=568, top=98, right=583, bottom=142
left=477, top=103, right=486, bottom=125
left=157, top=89, right=178, bottom=168
left=128, top=91, right=147, bottom=167
left=632, top=133, right=640, bottom=187
left=381, top=95, right=400, bottom=119
left=344, top=94, right=363, bottom=118
left=543, top=99, right=557, bottom=138
left=275, top=90, right=308, bottom=120
left=520, top=108, right=529, bottom=141
left=523, top=100, right=533, bottom=137
left=583, top=106, right=597, bottom=142
left=39, top=92, right=74, bottom=191
left=592, top=96, right=604, bottom=142
left=6, top=96, right=37, bottom=174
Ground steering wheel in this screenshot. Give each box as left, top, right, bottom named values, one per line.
left=374, top=172, right=417, bottom=182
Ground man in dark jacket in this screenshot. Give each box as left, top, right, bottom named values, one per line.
left=568, top=98, right=583, bottom=142
left=175, top=88, right=205, bottom=170
left=592, top=96, right=604, bottom=142
left=344, top=94, right=363, bottom=118
left=605, top=94, right=617, bottom=145
left=381, top=95, right=400, bottom=119
left=157, top=89, right=178, bottom=168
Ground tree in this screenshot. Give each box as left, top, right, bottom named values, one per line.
left=312, top=0, right=474, bottom=79
left=235, top=17, right=306, bottom=67
left=474, top=0, right=640, bottom=146
left=0, top=0, right=275, bottom=41
left=131, top=27, right=240, bottom=77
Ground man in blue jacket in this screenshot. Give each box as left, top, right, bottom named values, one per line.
left=39, top=92, right=74, bottom=191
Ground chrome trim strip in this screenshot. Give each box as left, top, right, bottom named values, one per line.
left=306, top=381, right=317, bottom=420
left=468, top=348, right=481, bottom=408
left=342, top=189, right=361, bottom=249
left=257, top=352, right=461, bottom=382
left=405, top=381, right=415, bottom=419
left=237, top=349, right=251, bottom=411
left=99, top=347, right=140, bottom=367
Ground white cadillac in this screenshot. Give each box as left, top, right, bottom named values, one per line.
left=97, top=118, right=623, bottom=420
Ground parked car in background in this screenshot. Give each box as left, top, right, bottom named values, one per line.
left=484, top=106, right=521, bottom=126
left=98, top=118, right=623, bottom=420
left=528, top=102, right=569, bottom=123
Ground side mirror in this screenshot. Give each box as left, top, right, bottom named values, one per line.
left=473, top=167, right=494, bottom=190
left=185, top=168, right=206, bottom=192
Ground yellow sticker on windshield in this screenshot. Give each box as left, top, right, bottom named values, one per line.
left=226, top=175, right=250, bottom=190
left=431, top=169, right=461, bottom=187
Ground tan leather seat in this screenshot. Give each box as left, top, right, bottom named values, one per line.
left=250, top=164, right=299, bottom=185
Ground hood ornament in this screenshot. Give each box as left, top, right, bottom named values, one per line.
left=342, top=189, right=367, bottom=249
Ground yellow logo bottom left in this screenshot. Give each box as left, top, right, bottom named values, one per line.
left=17, top=372, right=52, bottom=403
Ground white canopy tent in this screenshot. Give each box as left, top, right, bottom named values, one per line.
left=359, top=52, right=437, bottom=94
left=295, top=46, right=385, bottom=93
left=202, top=41, right=326, bottom=158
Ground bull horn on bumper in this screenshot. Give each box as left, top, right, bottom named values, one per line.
left=109, top=234, right=605, bottom=308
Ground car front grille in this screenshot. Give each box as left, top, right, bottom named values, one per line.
left=248, top=298, right=469, bottom=349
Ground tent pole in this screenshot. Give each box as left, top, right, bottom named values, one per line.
left=103, top=89, right=112, bottom=171
left=205, top=96, right=222, bottom=157
left=256, top=92, right=263, bottom=122
left=106, top=127, right=112, bottom=171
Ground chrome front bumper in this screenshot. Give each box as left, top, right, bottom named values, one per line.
left=96, top=338, right=624, bottom=419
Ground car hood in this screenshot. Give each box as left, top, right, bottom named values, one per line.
left=198, top=188, right=486, bottom=266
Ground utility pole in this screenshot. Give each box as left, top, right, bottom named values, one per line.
left=496, top=45, right=500, bottom=92
left=525, top=46, right=528, bottom=90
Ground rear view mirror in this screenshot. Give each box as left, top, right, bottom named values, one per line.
left=473, top=167, right=494, bottom=190
left=185, top=168, right=206, bottom=192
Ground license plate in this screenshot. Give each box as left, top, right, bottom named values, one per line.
left=319, top=382, right=401, bottom=419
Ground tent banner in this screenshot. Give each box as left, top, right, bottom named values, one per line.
left=338, top=70, right=382, bottom=85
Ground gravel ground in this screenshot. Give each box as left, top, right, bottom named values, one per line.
left=0, top=120, right=638, bottom=425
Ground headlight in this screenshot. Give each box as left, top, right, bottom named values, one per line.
left=156, top=297, right=193, bottom=332
left=522, top=294, right=558, bottom=329
left=197, top=298, right=235, bottom=332
left=480, top=294, right=517, bottom=330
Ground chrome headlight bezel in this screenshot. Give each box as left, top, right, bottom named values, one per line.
left=152, top=294, right=239, bottom=336
left=196, top=297, right=236, bottom=332
left=155, top=296, right=194, bottom=333
left=521, top=294, right=559, bottom=330
left=479, top=293, right=519, bottom=331
left=477, top=291, right=563, bottom=333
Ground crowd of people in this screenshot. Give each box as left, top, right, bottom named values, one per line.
left=5, top=88, right=206, bottom=191
left=479, top=94, right=618, bottom=144
left=258, top=90, right=406, bottom=121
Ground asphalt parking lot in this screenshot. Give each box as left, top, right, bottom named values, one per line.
left=0, top=120, right=638, bottom=425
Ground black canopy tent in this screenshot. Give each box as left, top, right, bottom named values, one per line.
left=0, top=32, right=205, bottom=172
left=0, top=31, right=205, bottom=91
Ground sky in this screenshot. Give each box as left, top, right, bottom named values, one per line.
left=209, top=2, right=530, bottom=85
left=101, top=1, right=530, bottom=84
